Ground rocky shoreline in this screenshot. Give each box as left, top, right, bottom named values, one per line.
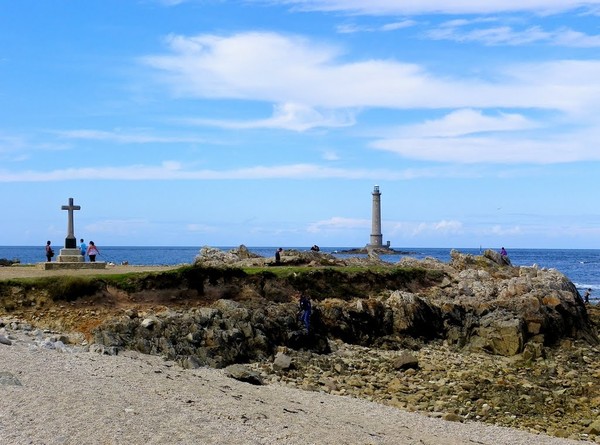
left=1, top=314, right=598, bottom=443
left=246, top=326, right=600, bottom=442
left=1, top=247, right=599, bottom=442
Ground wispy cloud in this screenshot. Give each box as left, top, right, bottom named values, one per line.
left=180, top=102, right=356, bottom=131
left=321, top=149, right=340, bottom=161
left=307, top=217, right=370, bottom=233
left=0, top=162, right=484, bottom=182
left=336, top=20, right=416, bottom=34
left=84, top=219, right=150, bottom=236
left=274, top=0, right=600, bottom=16
left=428, top=22, right=600, bottom=47
left=186, top=223, right=218, bottom=233
left=388, top=219, right=464, bottom=237
left=371, top=131, right=600, bottom=164
left=389, top=109, right=539, bottom=138
left=56, top=129, right=205, bottom=144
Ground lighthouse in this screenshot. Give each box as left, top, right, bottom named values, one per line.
left=369, top=185, right=383, bottom=248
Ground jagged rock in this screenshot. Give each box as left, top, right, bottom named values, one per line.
left=442, top=412, right=463, bottom=422
left=224, top=364, right=263, bottom=385
left=469, top=312, right=525, bottom=356
left=0, top=335, right=11, bottom=345
left=392, top=351, right=419, bottom=370
left=483, top=249, right=512, bottom=266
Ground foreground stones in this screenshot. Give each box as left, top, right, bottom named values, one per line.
left=247, top=335, right=600, bottom=442
left=3, top=314, right=600, bottom=441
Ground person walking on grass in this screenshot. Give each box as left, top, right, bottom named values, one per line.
left=80, top=239, right=87, bottom=259
left=86, top=241, right=100, bottom=262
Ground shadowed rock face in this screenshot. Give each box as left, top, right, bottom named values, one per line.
left=85, top=249, right=598, bottom=367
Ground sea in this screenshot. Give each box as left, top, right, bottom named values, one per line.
left=1, top=245, right=599, bottom=303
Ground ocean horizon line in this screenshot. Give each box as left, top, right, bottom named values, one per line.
left=2, top=245, right=600, bottom=251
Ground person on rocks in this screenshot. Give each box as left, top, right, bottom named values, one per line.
left=275, top=247, right=283, bottom=265
left=298, top=293, right=312, bottom=332
left=499, top=247, right=511, bottom=266
left=584, top=288, right=592, bottom=304
left=86, top=241, right=100, bottom=262
left=45, top=241, right=54, bottom=262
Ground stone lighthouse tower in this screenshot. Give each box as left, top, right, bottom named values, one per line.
left=369, top=185, right=383, bottom=248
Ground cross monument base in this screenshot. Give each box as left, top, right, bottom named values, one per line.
left=57, top=248, right=85, bottom=263
left=39, top=261, right=107, bottom=270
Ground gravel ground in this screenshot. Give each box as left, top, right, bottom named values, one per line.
left=0, top=331, right=591, bottom=445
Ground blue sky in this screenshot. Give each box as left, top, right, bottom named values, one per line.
left=2, top=0, right=600, bottom=249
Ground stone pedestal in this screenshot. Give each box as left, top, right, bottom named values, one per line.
left=65, top=236, right=77, bottom=249
left=58, top=248, right=84, bottom=263
left=40, top=261, right=107, bottom=270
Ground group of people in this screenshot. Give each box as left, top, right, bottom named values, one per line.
left=44, top=239, right=100, bottom=262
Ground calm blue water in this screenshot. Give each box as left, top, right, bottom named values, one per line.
left=1, top=246, right=599, bottom=301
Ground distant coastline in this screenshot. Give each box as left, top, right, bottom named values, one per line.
left=338, top=247, right=416, bottom=255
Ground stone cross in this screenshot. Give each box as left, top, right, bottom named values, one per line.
left=61, top=197, right=81, bottom=249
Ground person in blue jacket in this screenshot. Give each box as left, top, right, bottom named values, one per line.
left=298, top=293, right=312, bottom=332
left=80, top=239, right=87, bottom=259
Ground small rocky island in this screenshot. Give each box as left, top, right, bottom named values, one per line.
left=1, top=246, right=599, bottom=441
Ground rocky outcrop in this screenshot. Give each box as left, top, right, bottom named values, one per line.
left=93, top=299, right=330, bottom=368
left=1, top=247, right=592, bottom=366
left=88, top=249, right=598, bottom=366
left=0, top=258, right=20, bottom=267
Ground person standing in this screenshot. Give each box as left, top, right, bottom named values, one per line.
left=45, top=241, right=54, bottom=262
left=80, top=239, right=87, bottom=259
left=86, top=241, right=100, bottom=262
left=275, top=247, right=283, bottom=265
left=298, top=293, right=312, bottom=332
left=584, top=288, right=592, bottom=304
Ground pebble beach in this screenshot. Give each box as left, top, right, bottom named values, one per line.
left=0, top=322, right=592, bottom=445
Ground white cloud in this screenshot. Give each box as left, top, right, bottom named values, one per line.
left=57, top=129, right=205, bottom=144
left=553, top=28, right=600, bottom=47
left=370, top=108, right=600, bottom=164
left=428, top=25, right=550, bottom=45
left=0, top=162, right=475, bottom=182
left=275, top=0, right=600, bottom=15
left=371, top=132, right=599, bottom=164
left=389, top=219, right=464, bottom=237
left=336, top=20, right=416, bottom=34
left=322, top=149, right=340, bottom=161
left=486, top=225, right=524, bottom=236
left=181, top=102, right=356, bottom=131
left=428, top=22, right=600, bottom=47
left=391, top=109, right=538, bottom=138
left=307, top=217, right=369, bottom=233
left=143, top=32, right=600, bottom=113
left=186, top=223, right=217, bottom=233
left=84, top=219, right=149, bottom=236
